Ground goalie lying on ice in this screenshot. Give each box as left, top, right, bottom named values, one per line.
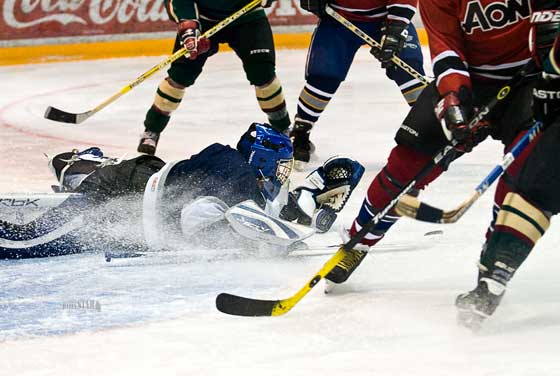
left=0, top=123, right=364, bottom=259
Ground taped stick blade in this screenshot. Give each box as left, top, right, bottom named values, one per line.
left=216, top=293, right=278, bottom=317
left=44, top=106, right=84, bottom=124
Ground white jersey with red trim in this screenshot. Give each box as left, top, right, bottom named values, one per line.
left=421, top=0, right=532, bottom=95
left=331, top=0, right=417, bottom=24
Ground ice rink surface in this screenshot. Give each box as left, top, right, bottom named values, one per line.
left=1, top=48, right=560, bottom=375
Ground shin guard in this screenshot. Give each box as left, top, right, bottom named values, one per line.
left=481, top=192, right=550, bottom=284
left=144, top=78, right=185, bottom=133
left=255, top=76, right=290, bottom=132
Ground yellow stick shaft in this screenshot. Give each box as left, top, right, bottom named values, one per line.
left=325, top=6, right=430, bottom=86
left=84, top=0, right=262, bottom=119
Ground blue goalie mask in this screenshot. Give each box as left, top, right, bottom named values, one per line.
left=237, top=123, right=294, bottom=201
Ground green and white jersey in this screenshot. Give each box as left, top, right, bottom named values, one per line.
left=166, top=0, right=265, bottom=25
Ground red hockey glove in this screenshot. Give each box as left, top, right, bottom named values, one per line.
left=435, top=88, right=473, bottom=142
left=435, top=87, right=488, bottom=152
left=178, top=20, right=211, bottom=60
left=370, top=20, right=408, bottom=69
left=457, top=121, right=490, bottom=153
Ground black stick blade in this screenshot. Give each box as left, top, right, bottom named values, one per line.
left=44, top=106, right=79, bottom=124
left=216, top=293, right=278, bottom=316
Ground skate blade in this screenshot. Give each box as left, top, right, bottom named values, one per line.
left=324, top=279, right=338, bottom=294
left=457, top=309, right=486, bottom=332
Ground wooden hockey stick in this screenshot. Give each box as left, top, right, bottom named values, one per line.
left=395, top=120, right=544, bottom=224
left=325, top=5, right=430, bottom=86
left=44, top=0, right=261, bottom=125
left=215, top=64, right=533, bottom=317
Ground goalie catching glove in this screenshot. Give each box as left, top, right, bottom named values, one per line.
left=281, top=156, right=365, bottom=233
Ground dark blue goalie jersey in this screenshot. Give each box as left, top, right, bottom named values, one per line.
left=163, top=143, right=264, bottom=208
left=0, top=143, right=262, bottom=259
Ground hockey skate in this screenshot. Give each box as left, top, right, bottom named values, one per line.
left=455, top=278, right=505, bottom=331
left=324, top=228, right=369, bottom=293
left=289, top=120, right=315, bottom=171
left=137, top=131, right=160, bottom=155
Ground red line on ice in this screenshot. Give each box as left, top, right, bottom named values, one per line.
left=0, top=83, right=130, bottom=150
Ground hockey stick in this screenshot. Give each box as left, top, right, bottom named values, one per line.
left=215, top=65, right=533, bottom=317
left=44, top=0, right=261, bottom=124
left=395, top=120, right=544, bottom=224
left=216, top=148, right=455, bottom=316
left=325, top=5, right=430, bottom=86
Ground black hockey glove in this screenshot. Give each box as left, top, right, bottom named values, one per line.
left=370, top=20, right=408, bottom=69
left=300, top=0, right=327, bottom=17
left=533, top=72, right=560, bottom=125
left=178, top=20, right=211, bottom=60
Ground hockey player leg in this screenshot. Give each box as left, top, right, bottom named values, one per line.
left=140, top=36, right=211, bottom=155
left=140, top=77, right=186, bottom=155
left=254, top=75, right=291, bottom=133
left=456, top=192, right=551, bottom=330
left=228, top=18, right=291, bottom=133
left=293, top=75, right=341, bottom=168
left=325, top=144, right=445, bottom=290
left=292, top=18, right=361, bottom=168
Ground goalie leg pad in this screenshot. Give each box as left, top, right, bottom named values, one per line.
left=226, top=200, right=315, bottom=246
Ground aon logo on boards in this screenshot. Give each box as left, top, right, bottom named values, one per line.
left=462, top=0, right=531, bottom=34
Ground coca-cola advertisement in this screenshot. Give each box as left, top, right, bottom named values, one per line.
left=0, top=0, right=316, bottom=42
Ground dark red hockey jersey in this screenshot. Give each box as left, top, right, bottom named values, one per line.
left=421, top=0, right=532, bottom=95
left=330, top=0, right=417, bottom=23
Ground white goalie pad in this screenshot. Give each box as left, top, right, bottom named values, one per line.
left=142, top=160, right=180, bottom=250
left=180, top=196, right=229, bottom=238
left=225, top=200, right=315, bottom=246
left=0, top=193, right=85, bottom=250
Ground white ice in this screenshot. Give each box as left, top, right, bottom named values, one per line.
left=1, top=48, right=559, bottom=376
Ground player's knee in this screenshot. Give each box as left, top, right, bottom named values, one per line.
left=306, top=74, right=343, bottom=94
left=480, top=192, right=551, bottom=282
left=496, top=192, right=550, bottom=247
left=167, top=66, right=202, bottom=88
left=385, top=144, right=442, bottom=189
left=245, top=61, right=276, bottom=86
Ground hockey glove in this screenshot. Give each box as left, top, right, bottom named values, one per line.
left=435, top=86, right=488, bottom=152
left=300, top=0, right=327, bottom=17
left=178, top=20, right=211, bottom=60
left=370, top=20, right=408, bottom=69
left=282, top=156, right=365, bottom=233
left=533, top=72, right=560, bottom=125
